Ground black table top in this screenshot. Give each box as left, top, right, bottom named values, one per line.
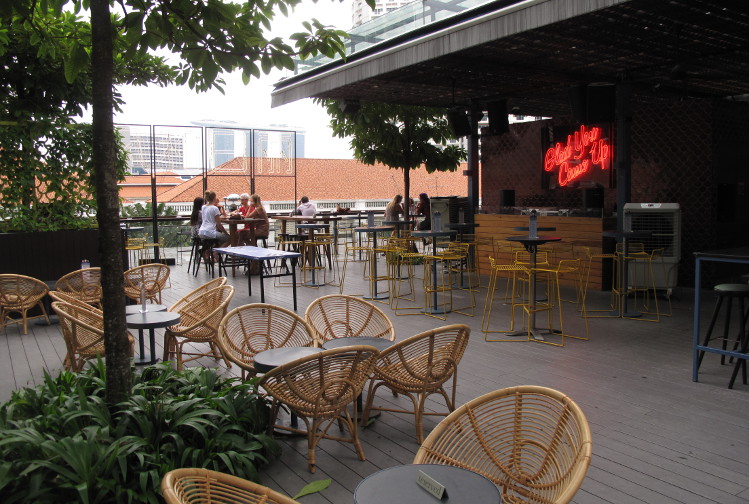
left=411, top=229, right=456, bottom=237
left=295, top=223, right=329, bottom=229
left=506, top=235, right=561, bottom=245
left=694, top=246, right=749, bottom=260
left=354, top=464, right=500, bottom=504
left=513, top=226, right=556, bottom=232
left=322, top=337, right=394, bottom=353
left=253, top=347, right=323, bottom=374
left=125, top=304, right=167, bottom=315
left=125, top=311, right=180, bottom=329
left=355, top=226, right=395, bottom=233
left=446, top=222, right=480, bottom=229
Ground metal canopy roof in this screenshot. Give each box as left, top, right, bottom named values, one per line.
left=271, top=0, right=749, bottom=116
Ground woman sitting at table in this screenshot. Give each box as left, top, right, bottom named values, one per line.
left=245, top=194, right=270, bottom=245
left=235, top=192, right=254, bottom=245
left=189, top=197, right=204, bottom=239
left=416, top=192, right=431, bottom=230
left=198, top=191, right=230, bottom=252
left=384, top=194, right=404, bottom=222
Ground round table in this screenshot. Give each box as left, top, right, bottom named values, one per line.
left=125, top=303, right=166, bottom=315
left=126, top=310, right=180, bottom=365
left=253, top=347, right=323, bottom=374
left=355, top=464, right=501, bottom=504
left=506, top=235, right=561, bottom=341
left=322, top=336, right=394, bottom=353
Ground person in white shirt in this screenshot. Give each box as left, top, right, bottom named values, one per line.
left=198, top=190, right=230, bottom=248
left=296, top=196, right=317, bottom=217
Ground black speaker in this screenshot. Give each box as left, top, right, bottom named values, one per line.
left=499, top=189, right=515, bottom=208
left=447, top=108, right=472, bottom=137
left=569, top=85, right=588, bottom=123
left=487, top=100, right=509, bottom=136
left=586, top=84, right=615, bottom=124
left=582, top=187, right=604, bottom=210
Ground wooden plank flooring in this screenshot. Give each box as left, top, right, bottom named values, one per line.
left=1, top=254, right=748, bottom=504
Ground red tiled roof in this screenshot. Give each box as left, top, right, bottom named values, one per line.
left=119, top=174, right=185, bottom=200
left=154, top=158, right=468, bottom=204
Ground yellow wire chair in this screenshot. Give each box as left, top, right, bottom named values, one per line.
left=481, top=257, right=531, bottom=342
left=413, top=385, right=592, bottom=504
left=579, top=245, right=620, bottom=318
left=620, top=247, right=670, bottom=321
left=441, top=242, right=476, bottom=316
left=338, top=227, right=372, bottom=295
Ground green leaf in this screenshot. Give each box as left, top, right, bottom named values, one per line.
left=293, top=479, right=332, bottom=500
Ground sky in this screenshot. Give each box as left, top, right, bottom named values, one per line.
left=107, top=0, right=356, bottom=159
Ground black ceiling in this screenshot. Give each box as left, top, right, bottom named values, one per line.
left=273, top=0, right=749, bottom=116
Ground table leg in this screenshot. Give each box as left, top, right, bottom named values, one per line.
left=149, top=328, right=157, bottom=364
left=364, top=231, right=388, bottom=300
left=259, top=260, right=266, bottom=303
left=422, top=240, right=450, bottom=315
left=292, top=259, right=298, bottom=311
left=620, top=239, right=643, bottom=318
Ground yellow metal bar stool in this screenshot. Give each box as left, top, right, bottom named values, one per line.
left=481, top=256, right=530, bottom=341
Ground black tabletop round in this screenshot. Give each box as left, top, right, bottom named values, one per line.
left=323, top=337, right=394, bottom=353
left=354, top=464, right=501, bottom=504
left=506, top=235, right=561, bottom=245
left=125, top=311, right=180, bottom=330
left=253, top=347, right=323, bottom=374
left=125, top=304, right=167, bottom=315
left=411, top=230, right=456, bottom=237
left=355, top=226, right=395, bottom=232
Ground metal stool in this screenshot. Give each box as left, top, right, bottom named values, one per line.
left=697, top=284, right=749, bottom=385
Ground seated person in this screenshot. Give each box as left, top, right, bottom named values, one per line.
left=296, top=196, right=317, bottom=217
left=416, top=192, right=431, bottom=230
left=198, top=190, right=230, bottom=251
left=245, top=194, right=270, bottom=245
left=384, top=194, right=404, bottom=222
left=336, top=204, right=352, bottom=214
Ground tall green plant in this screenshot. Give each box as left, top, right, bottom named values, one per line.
left=0, top=362, right=278, bottom=503
left=318, top=100, right=467, bottom=214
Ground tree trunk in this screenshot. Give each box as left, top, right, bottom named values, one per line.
left=91, top=0, right=131, bottom=403
left=403, top=167, right=411, bottom=220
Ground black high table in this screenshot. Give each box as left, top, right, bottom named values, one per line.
left=411, top=229, right=457, bottom=315
left=506, top=235, right=561, bottom=341
left=355, top=225, right=395, bottom=301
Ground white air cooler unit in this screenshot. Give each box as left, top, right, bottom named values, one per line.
left=623, top=203, right=681, bottom=290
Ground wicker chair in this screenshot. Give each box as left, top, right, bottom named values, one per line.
left=162, top=467, right=300, bottom=504
left=52, top=301, right=134, bottom=371
left=361, top=324, right=470, bottom=443
left=123, top=264, right=171, bottom=304
left=259, top=345, right=379, bottom=473
left=49, top=290, right=103, bottom=315
left=169, top=277, right=227, bottom=314
left=0, top=274, right=50, bottom=335
left=54, top=268, right=102, bottom=307
left=163, top=285, right=234, bottom=370
left=413, top=385, right=593, bottom=504
left=305, top=294, right=395, bottom=346
left=216, top=303, right=315, bottom=380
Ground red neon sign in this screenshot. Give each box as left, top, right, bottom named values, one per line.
left=544, top=125, right=612, bottom=187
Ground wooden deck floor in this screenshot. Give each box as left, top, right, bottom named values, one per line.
left=2, top=256, right=748, bottom=504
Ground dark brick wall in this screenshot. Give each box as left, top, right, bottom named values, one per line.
left=480, top=99, right=749, bottom=286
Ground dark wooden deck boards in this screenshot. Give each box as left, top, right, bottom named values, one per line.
left=2, top=257, right=748, bottom=504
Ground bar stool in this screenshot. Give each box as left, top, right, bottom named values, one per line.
left=697, top=283, right=749, bottom=376
left=481, top=256, right=530, bottom=341
left=194, top=238, right=219, bottom=277
left=187, top=236, right=201, bottom=275
left=339, top=228, right=372, bottom=295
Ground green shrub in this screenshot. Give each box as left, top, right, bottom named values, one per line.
left=0, top=361, right=279, bottom=503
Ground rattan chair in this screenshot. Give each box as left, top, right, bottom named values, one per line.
left=168, top=277, right=227, bottom=314
left=123, top=264, right=171, bottom=304
left=162, top=467, right=300, bottom=504
left=216, top=303, right=315, bottom=380
left=259, top=345, right=379, bottom=473
left=52, top=301, right=134, bottom=371
left=0, top=274, right=50, bottom=335
left=49, top=290, right=103, bottom=315
left=305, top=294, right=395, bottom=346
left=163, top=285, right=234, bottom=370
left=414, top=385, right=592, bottom=504
left=54, top=267, right=102, bottom=307
left=361, top=324, right=470, bottom=443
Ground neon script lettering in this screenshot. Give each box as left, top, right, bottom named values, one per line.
left=544, top=125, right=612, bottom=186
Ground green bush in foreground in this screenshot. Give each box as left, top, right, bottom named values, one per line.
left=0, top=361, right=279, bottom=503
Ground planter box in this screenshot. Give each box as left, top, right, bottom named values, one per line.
left=0, top=229, right=102, bottom=282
